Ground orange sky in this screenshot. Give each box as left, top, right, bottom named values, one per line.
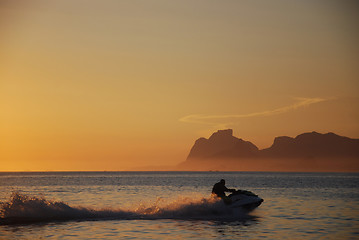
left=1, top=0, right=358, bottom=171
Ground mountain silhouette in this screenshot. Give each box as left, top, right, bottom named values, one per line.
left=261, top=131, right=359, bottom=158
left=178, top=129, right=359, bottom=171
left=187, top=129, right=259, bottom=159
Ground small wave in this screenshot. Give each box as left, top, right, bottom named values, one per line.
left=0, top=192, right=249, bottom=225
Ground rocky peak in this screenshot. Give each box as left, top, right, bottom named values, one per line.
left=209, top=129, right=233, bottom=140
left=186, top=129, right=259, bottom=160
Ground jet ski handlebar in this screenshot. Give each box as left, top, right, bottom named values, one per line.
left=229, top=189, right=258, bottom=197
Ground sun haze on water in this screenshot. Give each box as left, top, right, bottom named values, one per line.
left=0, top=1, right=358, bottom=171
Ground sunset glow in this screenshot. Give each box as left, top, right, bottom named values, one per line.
left=1, top=1, right=358, bottom=171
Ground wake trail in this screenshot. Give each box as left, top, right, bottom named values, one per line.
left=0, top=192, right=250, bottom=225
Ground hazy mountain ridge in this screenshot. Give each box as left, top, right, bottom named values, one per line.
left=179, top=129, right=359, bottom=171
left=261, top=131, right=359, bottom=158
left=187, top=129, right=259, bottom=159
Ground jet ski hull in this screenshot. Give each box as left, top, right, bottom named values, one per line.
left=228, top=190, right=264, bottom=211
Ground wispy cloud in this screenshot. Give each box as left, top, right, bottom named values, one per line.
left=179, top=97, right=327, bottom=126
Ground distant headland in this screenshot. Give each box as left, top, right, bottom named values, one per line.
left=177, top=129, right=359, bottom=172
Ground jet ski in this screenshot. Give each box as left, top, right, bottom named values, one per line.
left=227, top=190, right=263, bottom=211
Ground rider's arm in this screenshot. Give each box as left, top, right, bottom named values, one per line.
left=224, top=186, right=236, bottom=192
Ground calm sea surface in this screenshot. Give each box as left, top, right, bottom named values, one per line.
left=0, top=172, right=358, bottom=239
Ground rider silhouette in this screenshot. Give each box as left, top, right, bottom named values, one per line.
left=212, top=179, right=235, bottom=203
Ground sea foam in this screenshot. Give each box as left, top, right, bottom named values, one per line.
left=0, top=192, right=248, bottom=225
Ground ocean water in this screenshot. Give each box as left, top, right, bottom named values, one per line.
left=0, top=172, right=358, bottom=239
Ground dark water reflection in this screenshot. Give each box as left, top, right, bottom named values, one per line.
left=0, top=172, right=358, bottom=239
